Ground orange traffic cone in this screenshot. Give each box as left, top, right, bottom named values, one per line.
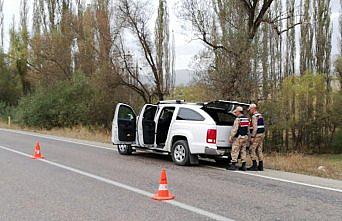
left=152, top=168, right=175, bottom=201
left=32, top=141, right=44, bottom=159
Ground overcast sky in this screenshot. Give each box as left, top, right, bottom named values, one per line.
left=2, top=0, right=342, bottom=70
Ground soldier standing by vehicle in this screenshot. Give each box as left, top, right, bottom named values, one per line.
left=226, top=106, right=249, bottom=171
left=247, top=104, right=265, bottom=171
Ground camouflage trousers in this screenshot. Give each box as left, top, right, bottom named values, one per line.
left=231, top=135, right=248, bottom=163
left=250, top=133, right=265, bottom=161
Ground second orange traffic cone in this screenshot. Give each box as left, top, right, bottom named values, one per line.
left=32, top=141, right=44, bottom=159
left=152, top=168, right=175, bottom=200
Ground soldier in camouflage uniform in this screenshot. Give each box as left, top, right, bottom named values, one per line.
left=247, top=104, right=265, bottom=171
left=226, top=106, right=249, bottom=171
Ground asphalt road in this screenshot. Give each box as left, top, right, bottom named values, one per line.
left=0, top=128, right=341, bottom=221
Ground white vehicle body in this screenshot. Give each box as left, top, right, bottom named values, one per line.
left=112, top=100, right=249, bottom=165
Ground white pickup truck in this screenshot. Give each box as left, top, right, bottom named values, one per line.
left=112, top=100, right=249, bottom=165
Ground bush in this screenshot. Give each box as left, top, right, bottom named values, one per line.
left=331, top=130, right=342, bottom=154
left=262, top=73, right=340, bottom=153
left=0, top=66, right=22, bottom=105
left=15, top=73, right=94, bottom=129
left=0, top=102, right=14, bottom=121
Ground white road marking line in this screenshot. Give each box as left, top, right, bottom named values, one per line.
left=0, top=128, right=114, bottom=151
left=233, top=171, right=342, bottom=193
left=1, top=128, right=342, bottom=194
left=0, top=145, right=234, bottom=221
left=205, top=166, right=342, bottom=193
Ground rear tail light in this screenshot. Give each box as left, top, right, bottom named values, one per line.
left=207, top=129, right=217, bottom=144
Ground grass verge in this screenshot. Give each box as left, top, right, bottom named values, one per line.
left=1, top=120, right=341, bottom=180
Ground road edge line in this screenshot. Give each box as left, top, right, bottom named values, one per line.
left=205, top=166, right=342, bottom=193
left=234, top=171, right=342, bottom=193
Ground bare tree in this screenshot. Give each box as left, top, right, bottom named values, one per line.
left=178, top=0, right=302, bottom=100
left=29, top=0, right=75, bottom=84
left=117, top=0, right=175, bottom=102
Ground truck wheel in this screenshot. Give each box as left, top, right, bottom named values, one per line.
left=117, top=144, right=133, bottom=155
left=171, top=140, right=190, bottom=166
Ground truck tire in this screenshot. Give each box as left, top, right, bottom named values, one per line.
left=117, top=144, right=133, bottom=155
left=171, top=140, right=190, bottom=166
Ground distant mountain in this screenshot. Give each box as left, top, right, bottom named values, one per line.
left=174, top=69, right=194, bottom=86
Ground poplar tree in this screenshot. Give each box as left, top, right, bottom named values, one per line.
left=0, top=0, right=3, bottom=48
left=300, top=0, right=313, bottom=74
left=155, top=0, right=175, bottom=98
left=339, top=0, right=342, bottom=55
left=314, top=0, right=332, bottom=76
left=8, top=0, right=30, bottom=95
left=285, top=0, right=296, bottom=76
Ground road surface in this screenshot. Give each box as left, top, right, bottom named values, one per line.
left=0, top=128, right=341, bottom=221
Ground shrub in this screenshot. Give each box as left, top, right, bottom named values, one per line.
left=0, top=67, right=22, bottom=105
left=262, top=73, right=340, bottom=153
left=0, top=102, right=14, bottom=121
left=331, top=130, right=342, bottom=154
left=15, top=73, right=94, bottom=129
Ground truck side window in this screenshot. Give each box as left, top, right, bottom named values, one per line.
left=176, top=108, right=205, bottom=121
left=118, top=106, right=135, bottom=121
left=143, top=106, right=157, bottom=121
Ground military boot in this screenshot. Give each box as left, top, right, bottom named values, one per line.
left=239, top=162, right=246, bottom=171
left=226, top=162, right=237, bottom=170
left=247, top=160, right=258, bottom=171
left=258, top=161, right=264, bottom=171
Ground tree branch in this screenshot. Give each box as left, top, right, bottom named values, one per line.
left=116, top=36, right=152, bottom=102
left=250, top=0, right=274, bottom=39
left=261, top=19, right=303, bottom=35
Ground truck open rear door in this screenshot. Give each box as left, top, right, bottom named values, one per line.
left=112, top=103, right=137, bottom=145
left=137, top=104, right=158, bottom=147
left=202, top=100, right=250, bottom=147
left=203, top=100, right=250, bottom=112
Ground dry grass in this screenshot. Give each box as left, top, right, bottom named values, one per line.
left=36, top=126, right=110, bottom=143
left=0, top=120, right=110, bottom=143
left=263, top=153, right=342, bottom=180
left=0, top=119, right=22, bottom=130
left=1, top=120, right=341, bottom=180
